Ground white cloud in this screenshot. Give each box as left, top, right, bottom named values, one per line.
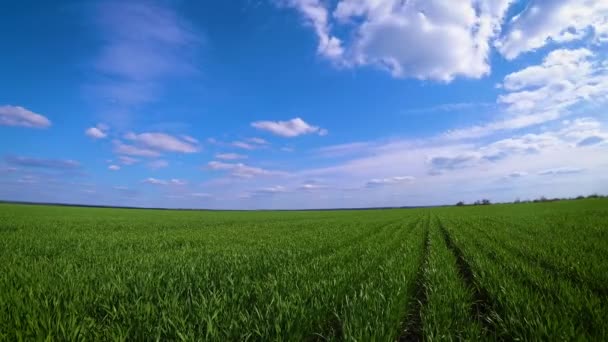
left=538, top=167, right=585, bottom=176
left=0, top=105, right=51, bottom=128
left=86, top=127, right=107, bottom=139
left=498, top=48, right=607, bottom=115
left=108, top=164, right=121, bottom=171
left=85, top=124, right=109, bottom=139
left=190, top=192, right=211, bottom=198
left=508, top=171, right=528, bottom=178
left=252, top=117, right=327, bottom=137
left=113, top=140, right=161, bottom=157
left=142, top=178, right=187, bottom=186
left=216, top=153, right=247, bottom=160
left=231, top=141, right=258, bottom=150
left=118, top=156, right=139, bottom=165
left=228, top=137, right=269, bottom=150
left=5, top=156, right=81, bottom=170
left=366, top=176, right=415, bottom=187
left=298, top=183, right=327, bottom=191
left=247, top=137, right=269, bottom=145
left=285, top=0, right=344, bottom=59
left=207, top=161, right=286, bottom=178
left=252, top=185, right=288, bottom=195
left=92, top=1, right=200, bottom=106
left=444, top=48, right=608, bottom=140
left=147, top=160, right=169, bottom=169
left=496, top=0, right=608, bottom=59
left=282, top=0, right=513, bottom=81
left=125, top=132, right=199, bottom=153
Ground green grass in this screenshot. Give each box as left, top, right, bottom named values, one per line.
left=0, top=199, right=607, bottom=340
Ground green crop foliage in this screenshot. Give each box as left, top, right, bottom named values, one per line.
left=0, top=199, right=607, bottom=340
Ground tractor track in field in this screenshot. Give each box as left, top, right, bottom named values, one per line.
left=398, top=214, right=430, bottom=342
left=438, top=220, right=500, bottom=339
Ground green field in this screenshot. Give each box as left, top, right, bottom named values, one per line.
left=1, top=199, right=607, bottom=340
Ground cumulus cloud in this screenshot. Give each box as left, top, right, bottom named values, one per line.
left=215, top=153, right=247, bottom=160
left=85, top=123, right=109, bottom=139
left=207, top=161, right=286, bottom=178
left=0, top=105, right=51, bottom=128
left=108, top=164, right=121, bottom=171
left=444, top=48, right=608, bottom=139
left=142, top=177, right=187, bottom=186
left=5, top=156, right=80, bottom=170
left=284, top=0, right=344, bottom=59
left=496, top=0, right=608, bottom=59
left=282, top=0, right=513, bottom=81
left=252, top=117, right=327, bottom=137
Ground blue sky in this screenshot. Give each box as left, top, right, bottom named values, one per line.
left=1, top=0, right=607, bottom=209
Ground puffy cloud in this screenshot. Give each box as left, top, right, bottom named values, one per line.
left=0, top=105, right=51, bottom=128
left=444, top=48, right=608, bottom=140
left=498, top=48, right=607, bottom=115
left=282, top=0, right=513, bottom=81
left=125, top=132, right=199, bottom=153
left=496, top=0, right=608, bottom=59
left=252, top=117, right=327, bottom=137
left=538, top=167, right=585, bottom=176
left=207, top=161, right=286, bottom=178
left=86, top=127, right=107, bottom=139
left=85, top=124, right=109, bottom=139
left=5, top=156, right=80, bottom=170
left=142, top=178, right=187, bottom=186
left=108, top=165, right=121, bottom=171
left=215, top=153, right=247, bottom=160
left=284, top=0, right=344, bottom=59
left=366, top=176, right=415, bottom=187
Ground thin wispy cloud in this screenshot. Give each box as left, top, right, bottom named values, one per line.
left=89, top=0, right=201, bottom=119
left=252, top=117, right=327, bottom=137
left=5, top=156, right=81, bottom=170
left=0, top=105, right=51, bottom=128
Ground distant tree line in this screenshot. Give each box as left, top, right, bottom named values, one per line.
left=455, top=193, right=606, bottom=207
